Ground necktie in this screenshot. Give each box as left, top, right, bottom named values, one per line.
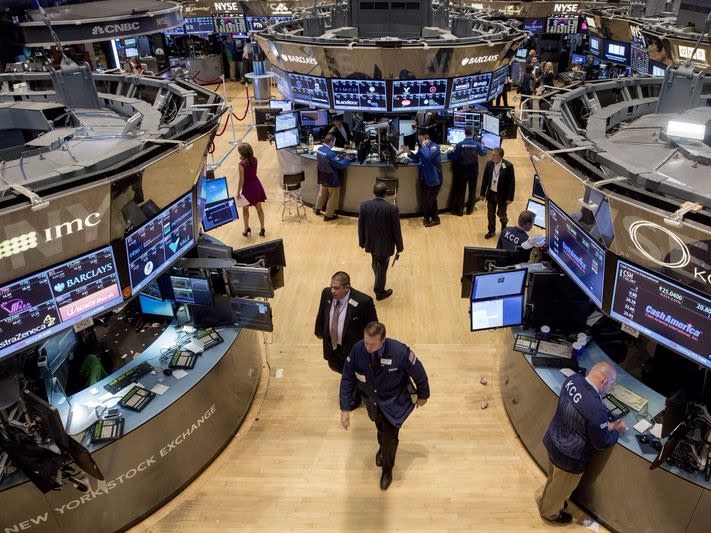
left=330, top=299, right=341, bottom=350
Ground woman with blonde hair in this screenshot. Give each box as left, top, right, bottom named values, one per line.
left=542, top=62, right=556, bottom=87
left=237, top=142, right=267, bottom=236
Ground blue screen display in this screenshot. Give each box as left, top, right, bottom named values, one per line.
left=203, top=197, right=238, bottom=231
left=472, top=269, right=526, bottom=301
left=288, top=73, right=330, bottom=108
left=392, top=79, right=447, bottom=111
left=481, top=131, right=501, bottom=149
left=547, top=200, right=606, bottom=308
left=205, top=177, right=229, bottom=204
left=571, top=53, right=586, bottom=65
left=170, top=276, right=213, bottom=306
left=487, top=65, right=510, bottom=101
left=450, top=73, right=491, bottom=108
left=589, top=36, right=602, bottom=57
left=471, top=295, right=523, bottom=331
left=138, top=294, right=175, bottom=318
left=331, top=79, right=387, bottom=112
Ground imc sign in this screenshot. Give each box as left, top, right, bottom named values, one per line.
left=0, top=183, right=110, bottom=285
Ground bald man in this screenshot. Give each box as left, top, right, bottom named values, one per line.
left=538, top=362, right=627, bottom=524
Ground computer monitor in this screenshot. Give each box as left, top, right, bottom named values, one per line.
left=532, top=174, right=546, bottom=200
left=275, top=128, right=300, bottom=150
left=461, top=247, right=524, bottom=298
left=471, top=295, right=524, bottom=331
left=526, top=199, right=546, bottom=229
left=331, top=79, right=387, bottom=112
left=170, top=276, right=213, bottom=306
left=526, top=271, right=591, bottom=332
left=138, top=294, right=175, bottom=318
left=269, top=99, right=292, bottom=112
left=231, top=298, right=273, bottom=332
left=275, top=112, right=298, bottom=132
left=232, top=239, right=286, bottom=292
left=392, top=79, right=448, bottom=111
left=547, top=199, right=606, bottom=308
left=447, top=127, right=466, bottom=145
left=589, top=35, right=602, bottom=57
left=204, top=177, right=229, bottom=204
left=452, top=111, right=481, bottom=129
left=299, top=109, right=329, bottom=127
left=449, top=74, right=491, bottom=108
left=288, top=73, right=330, bottom=108
left=571, top=53, right=586, bottom=65
left=481, top=131, right=501, bottom=149
left=197, top=233, right=233, bottom=259
left=604, top=39, right=630, bottom=65
left=125, top=48, right=139, bottom=58
left=184, top=16, right=215, bottom=34
left=226, top=266, right=275, bottom=298
left=471, top=269, right=527, bottom=301
left=515, top=48, right=528, bottom=59
left=203, top=197, right=239, bottom=231
left=482, top=114, right=500, bottom=136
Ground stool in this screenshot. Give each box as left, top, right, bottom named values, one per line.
left=375, top=176, right=399, bottom=205
left=282, top=172, right=305, bottom=221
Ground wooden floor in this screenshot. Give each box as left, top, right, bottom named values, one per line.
left=132, top=83, right=607, bottom=532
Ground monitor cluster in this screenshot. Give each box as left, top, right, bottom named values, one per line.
left=167, top=14, right=292, bottom=37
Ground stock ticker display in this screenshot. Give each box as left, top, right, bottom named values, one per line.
left=331, top=79, right=387, bottom=112
left=392, top=79, right=448, bottom=111
left=449, top=73, right=491, bottom=107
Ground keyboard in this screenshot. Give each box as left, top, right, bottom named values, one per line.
left=603, top=394, right=630, bottom=421
left=194, top=328, right=223, bottom=350
left=104, top=361, right=154, bottom=393
left=531, top=355, right=578, bottom=369
left=611, top=384, right=648, bottom=412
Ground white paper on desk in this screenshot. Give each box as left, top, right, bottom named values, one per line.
left=633, top=419, right=653, bottom=433
left=650, top=423, right=663, bottom=439
left=151, top=383, right=169, bottom=395
left=560, top=368, right=576, bottom=377
left=172, top=369, right=188, bottom=379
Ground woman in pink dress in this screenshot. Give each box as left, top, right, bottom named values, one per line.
left=237, top=142, right=267, bottom=236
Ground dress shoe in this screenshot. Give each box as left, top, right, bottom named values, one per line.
left=323, top=214, right=339, bottom=221
left=376, top=448, right=383, bottom=467
left=484, top=231, right=496, bottom=239
left=542, top=511, right=572, bottom=524
left=422, top=218, right=430, bottom=226
left=375, top=289, right=393, bottom=301
left=453, top=210, right=464, bottom=217
left=424, top=219, right=440, bottom=227
left=312, top=207, right=321, bottom=215
left=466, top=206, right=475, bottom=214
left=380, top=469, right=392, bottom=490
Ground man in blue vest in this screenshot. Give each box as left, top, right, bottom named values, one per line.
left=497, top=210, right=546, bottom=253
left=315, top=134, right=350, bottom=221
left=447, top=126, right=488, bottom=216
left=539, top=362, right=627, bottom=524
left=340, top=321, right=430, bottom=490
left=403, top=131, right=443, bottom=227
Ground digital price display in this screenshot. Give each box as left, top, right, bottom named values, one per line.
left=523, top=18, right=545, bottom=33
left=487, top=65, right=510, bottom=101
left=214, top=14, right=247, bottom=36
left=546, top=15, right=579, bottom=34
left=331, top=79, right=387, bottom=112
left=125, top=192, right=195, bottom=294
left=246, top=16, right=292, bottom=32
left=547, top=200, right=606, bottom=308
left=184, top=17, right=215, bottom=34
left=589, top=36, right=602, bottom=57
left=449, top=73, right=491, bottom=108
left=630, top=25, right=648, bottom=73
left=0, top=246, right=123, bottom=359
left=604, top=39, right=629, bottom=65
left=610, top=260, right=711, bottom=369
left=392, top=79, right=447, bottom=111
left=288, top=73, right=330, bottom=108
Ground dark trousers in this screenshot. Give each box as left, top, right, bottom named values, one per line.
left=496, top=89, right=509, bottom=107
left=325, top=344, right=362, bottom=408
left=422, top=183, right=441, bottom=222
left=486, top=192, right=509, bottom=233
left=371, top=254, right=390, bottom=295
left=374, top=407, right=400, bottom=472
left=451, top=167, right=478, bottom=214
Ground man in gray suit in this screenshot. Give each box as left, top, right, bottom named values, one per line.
left=358, top=183, right=404, bottom=301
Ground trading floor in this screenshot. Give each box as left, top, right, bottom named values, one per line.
left=131, top=83, right=604, bottom=532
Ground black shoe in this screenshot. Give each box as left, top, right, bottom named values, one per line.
left=376, top=448, right=383, bottom=467
left=422, top=218, right=430, bottom=226
left=543, top=511, right=572, bottom=524
left=323, top=214, right=339, bottom=221
left=424, top=219, right=440, bottom=227
left=376, top=289, right=393, bottom=301
left=380, top=469, right=392, bottom=490
left=312, top=207, right=321, bottom=215
left=484, top=231, right=496, bottom=239
left=453, top=210, right=464, bottom=217
left=466, top=207, right=475, bottom=214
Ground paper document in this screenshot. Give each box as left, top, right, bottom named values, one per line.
left=650, top=424, right=663, bottom=439
left=633, top=419, right=653, bottom=433
left=172, top=369, right=188, bottom=380
left=559, top=368, right=576, bottom=377
left=151, top=383, right=169, bottom=395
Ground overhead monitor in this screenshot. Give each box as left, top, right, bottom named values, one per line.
left=246, top=15, right=291, bottom=32
left=604, top=39, right=629, bottom=65
left=482, top=114, right=500, bottom=136
left=331, top=79, right=387, bottom=112
left=526, top=199, right=546, bottom=229
left=532, top=174, right=546, bottom=200
left=471, top=269, right=527, bottom=301
left=231, top=298, right=273, bottom=332
left=449, top=74, right=491, bottom=108
left=170, top=276, right=213, bottom=306
left=589, top=35, right=602, bottom=57
left=275, top=112, right=298, bottom=132
left=392, top=79, right=447, bottom=111
left=299, top=109, right=329, bottom=127
left=571, top=53, right=586, bottom=65
left=203, top=197, right=239, bottom=231
left=515, top=48, right=528, bottom=59
left=287, top=73, right=330, bottom=108
left=274, top=127, right=300, bottom=150
left=125, top=191, right=195, bottom=295
left=649, top=60, right=666, bottom=77
left=0, top=246, right=123, bottom=359
left=471, top=295, right=524, bottom=331
left=204, top=177, right=229, bottom=204
left=547, top=199, right=606, bottom=308
left=522, top=18, right=545, bottom=34
left=610, top=260, right=711, bottom=370
left=269, top=99, right=293, bottom=112
left=447, top=127, right=466, bottom=145
left=487, top=65, right=510, bottom=102
left=226, top=266, right=275, bottom=298
left=214, top=13, right=247, bottom=36
left=452, top=111, right=481, bottom=129
left=138, top=294, right=175, bottom=318
left=481, top=131, right=501, bottom=149
left=546, top=15, right=578, bottom=34
left=184, top=17, right=215, bottom=34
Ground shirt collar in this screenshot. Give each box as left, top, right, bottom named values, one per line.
left=334, top=290, right=350, bottom=306
left=585, top=376, right=602, bottom=397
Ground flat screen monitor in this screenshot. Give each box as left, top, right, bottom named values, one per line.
left=447, top=127, right=466, bottom=145
left=610, top=260, right=711, bottom=370
left=650, top=60, right=666, bottom=77
left=515, top=48, right=528, bottom=59
left=214, top=13, right=247, bottom=35
left=452, top=111, right=481, bottom=129
left=522, top=18, right=545, bottom=33
left=231, top=298, right=273, bottom=332
left=571, top=53, right=586, bottom=65
left=275, top=112, right=298, bottom=132
left=449, top=73, right=491, bottom=108
left=274, top=127, right=300, bottom=150
left=589, top=35, right=602, bottom=57
left=246, top=16, right=291, bottom=32
left=125, top=48, right=139, bottom=58
left=482, top=114, right=500, bottom=136
left=392, top=79, right=447, bottom=111
left=269, top=99, right=292, bottom=112
left=184, top=17, right=215, bottom=34
left=164, top=25, right=185, bottom=35
left=233, top=239, right=286, bottom=290
left=585, top=16, right=597, bottom=30
left=0, top=246, right=123, bottom=359
left=138, top=294, right=175, bottom=318
left=471, top=269, right=527, bottom=301
left=481, top=131, right=501, bottom=149
left=487, top=65, right=510, bottom=101
left=546, top=15, right=578, bottom=34
left=203, top=197, right=238, bottom=231
left=197, top=233, right=233, bottom=259
left=604, top=39, right=630, bottom=65
left=204, top=177, right=229, bottom=204
left=547, top=199, right=606, bottom=308
left=42, top=329, right=78, bottom=376
left=461, top=247, right=523, bottom=298
left=532, top=174, right=546, bottom=200
left=226, top=266, right=274, bottom=298
left=288, top=73, right=330, bottom=108
left=170, top=276, right=212, bottom=306
left=526, top=199, right=546, bottom=229
left=471, top=295, right=524, bottom=331
left=125, top=191, right=195, bottom=295
left=331, top=79, right=387, bottom=112
left=299, top=109, right=329, bottom=127
left=399, top=119, right=416, bottom=136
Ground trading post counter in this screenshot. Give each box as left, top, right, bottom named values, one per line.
left=278, top=147, right=477, bottom=217
left=0, top=324, right=262, bottom=533
left=500, top=329, right=711, bottom=533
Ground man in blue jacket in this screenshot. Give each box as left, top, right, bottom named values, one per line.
left=539, top=362, right=627, bottom=524
left=315, top=133, right=351, bottom=221
left=340, top=321, right=430, bottom=490
left=403, top=131, right=443, bottom=227
left=447, top=126, right=488, bottom=216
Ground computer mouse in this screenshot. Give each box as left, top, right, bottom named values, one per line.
left=163, top=368, right=173, bottom=376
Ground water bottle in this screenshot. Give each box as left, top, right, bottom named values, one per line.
left=308, top=133, right=314, bottom=150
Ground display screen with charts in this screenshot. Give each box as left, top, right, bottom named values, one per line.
left=482, top=114, right=500, bottom=136
left=275, top=112, right=298, bottom=132
left=184, top=17, right=215, bottom=34
left=449, top=73, right=491, bottom=107
left=610, top=259, right=711, bottom=369
left=125, top=192, right=195, bottom=294
left=481, top=131, right=501, bottom=149
left=452, top=111, right=481, bottom=129
left=392, top=79, right=447, bottom=111
left=214, top=13, right=247, bottom=36
left=487, top=65, right=509, bottom=101
left=526, top=199, right=546, bottom=229
left=546, top=15, right=578, bottom=34
left=274, top=127, right=300, bottom=150
left=203, top=197, right=238, bottom=231
left=0, top=246, right=123, bottom=359
left=288, top=73, right=330, bottom=108
left=470, top=269, right=526, bottom=331
left=331, top=79, right=387, bottom=111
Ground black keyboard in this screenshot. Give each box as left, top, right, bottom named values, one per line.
left=104, top=361, right=154, bottom=393
left=531, top=355, right=578, bottom=370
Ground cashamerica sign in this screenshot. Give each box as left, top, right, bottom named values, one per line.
left=0, top=183, right=111, bottom=285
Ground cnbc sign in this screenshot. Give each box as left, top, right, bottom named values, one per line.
left=0, top=183, right=111, bottom=285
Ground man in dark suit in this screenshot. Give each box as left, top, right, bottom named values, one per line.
left=479, top=147, right=516, bottom=239
left=328, top=114, right=353, bottom=148
left=315, top=271, right=378, bottom=378
left=358, top=183, right=404, bottom=301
